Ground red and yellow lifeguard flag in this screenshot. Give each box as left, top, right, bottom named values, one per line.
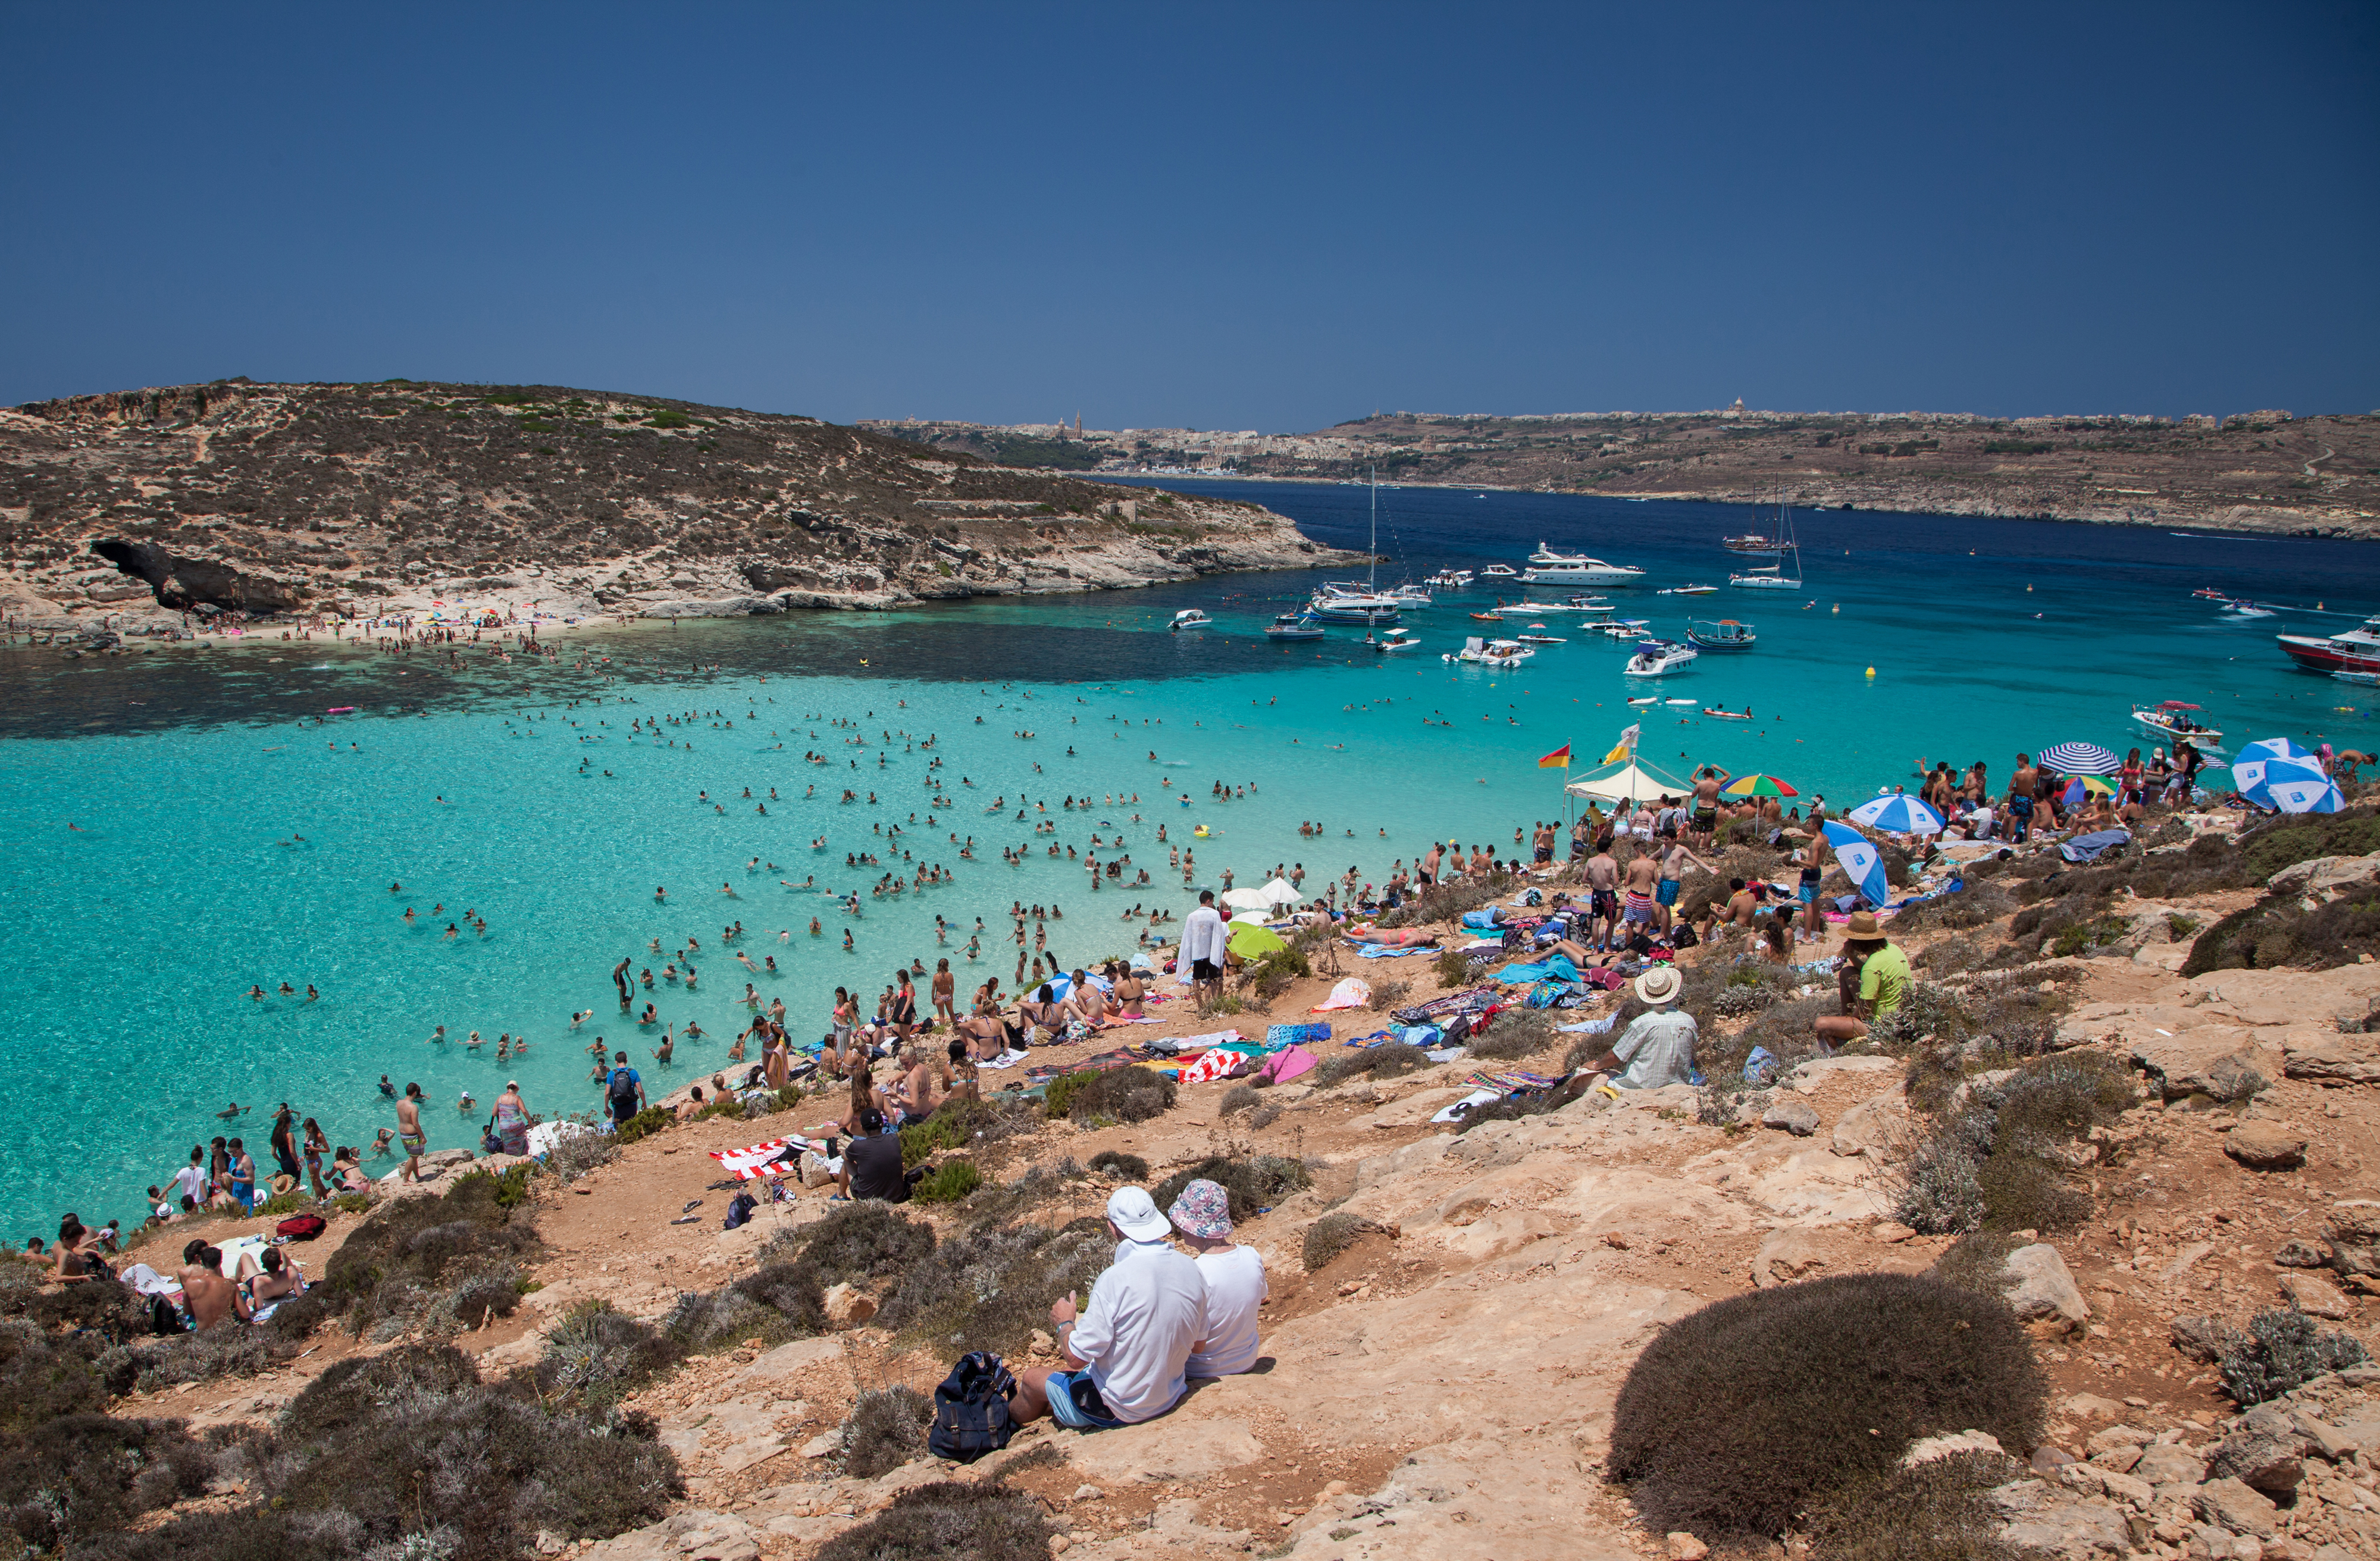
left=1538, top=744, right=1573, bottom=769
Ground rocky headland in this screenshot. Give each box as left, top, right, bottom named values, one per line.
left=0, top=380, right=1358, bottom=635
left=877, top=406, right=2380, bottom=540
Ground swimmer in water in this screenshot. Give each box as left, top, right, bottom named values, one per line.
left=371, top=1128, right=394, bottom=1154
left=246, top=985, right=265, bottom=1001
left=379, top=1075, right=396, bottom=1098
left=843, top=929, right=855, bottom=952
left=217, top=1102, right=245, bottom=1120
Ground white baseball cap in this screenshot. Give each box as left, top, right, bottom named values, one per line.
left=1106, top=1185, right=1172, bottom=1242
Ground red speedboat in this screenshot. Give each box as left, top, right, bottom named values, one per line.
left=2278, top=615, right=2380, bottom=674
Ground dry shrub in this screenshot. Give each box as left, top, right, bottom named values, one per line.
left=0, top=1410, right=217, bottom=1556
left=959, top=1161, right=1086, bottom=1227
left=1314, top=1041, right=1429, bottom=1087
left=1085, top=1150, right=1149, bottom=1180
left=666, top=1262, right=828, bottom=1353
left=1219, top=1084, right=1263, bottom=1117
left=1452, top=1075, right=1594, bottom=1133
left=535, top=1302, right=685, bottom=1407
left=2219, top=1309, right=2372, bottom=1406
left=0, top=1321, right=109, bottom=1431
left=841, top=1386, right=932, bottom=1479
left=1374, top=873, right=1510, bottom=930
left=541, top=1121, right=618, bottom=1182
left=1064, top=1067, right=1176, bottom=1124
left=1245, top=1103, right=1280, bottom=1130
left=314, top=1169, right=541, bottom=1337
left=765, top=1201, right=936, bottom=1289
left=2182, top=883, right=2380, bottom=976
left=1469, top=1009, right=1557, bottom=1061
left=1367, top=976, right=1412, bottom=1010
left=1608, top=1274, right=2046, bottom=1541
left=1893, top=1052, right=2129, bottom=1237
left=1303, top=1212, right=1366, bottom=1273
left=873, top=1219, right=1111, bottom=1359
left=101, top=1325, right=286, bottom=1393
left=1150, top=1156, right=1309, bottom=1224
left=812, top=1480, right=1051, bottom=1561
left=1800, top=1449, right=2028, bottom=1561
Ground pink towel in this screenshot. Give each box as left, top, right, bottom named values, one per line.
left=1259, top=1044, right=1318, bottom=1084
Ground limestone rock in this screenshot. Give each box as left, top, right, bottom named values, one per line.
left=1665, top=1534, right=1709, bottom=1561
left=1830, top=1096, right=1906, bottom=1158
left=1986, top=1477, right=2132, bottom=1559
left=2225, top=1120, right=2308, bottom=1170
left=2131, top=1443, right=2206, bottom=1485
left=822, top=1283, right=877, bottom=1326
left=1750, top=1230, right=1826, bottom=1289
left=2280, top=1272, right=2353, bottom=1320
left=1904, top=1429, right=2005, bottom=1467
left=2322, top=1200, right=2380, bottom=1277
left=1761, top=1099, right=1820, bottom=1136
left=2171, top=1314, right=2238, bottom=1363
left=2268, top=851, right=2380, bottom=898
left=1062, top=1416, right=1265, bottom=1482
left=2277, top=1237, right=2329, bottom=1268
left=2131, top=1030, right=2268, bottom=1101
left=2194, top=1477, right=2279, bottom=1538
left=2207, top=1410, right=2310, bottom=1493
left=2285, top=1037, right=2380, bottom=1084
left=2084, top=1425, right=2149, bottom=1456
left=2000, top=1243, right=2090, bottom=1325
left=734, top=1336, right=843, bottom=1388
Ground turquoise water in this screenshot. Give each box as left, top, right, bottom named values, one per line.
left=5, top=482, right=2378, bottom=1236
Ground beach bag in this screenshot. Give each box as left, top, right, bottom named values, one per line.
left=722, top=1192, right=758, bottom=1230
left=608, top=1067, right=640, bottom=1114
left=149, top=1295, right=190, bottom=1336
left=927, top=1351, right=1017, bottom=1463
left=275, top=1214, right=327, bottom=1242
left=1743, top=1046, right=1781, bottom=1086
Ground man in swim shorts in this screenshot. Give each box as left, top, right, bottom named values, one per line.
left=1691, top=767, right=1725, bottom=848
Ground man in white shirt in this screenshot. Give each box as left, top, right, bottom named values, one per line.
left=1168, top=1179, right=1266, bottom=1377
left=169, top=1149, right=207, bottom=1211
left=1009, top=1187, right=1207, bottom=1430
left=1179, top=890, right=1229, bottom=1001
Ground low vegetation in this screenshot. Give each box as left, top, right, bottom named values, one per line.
left=1609, top=1275, right=2046, bottom=1541
left=2217, top=1309, right=2371, bottom=1406
left=812, top=1479, right=1052, bottom=1561
left=840, top=1386, right=934, bottom=1479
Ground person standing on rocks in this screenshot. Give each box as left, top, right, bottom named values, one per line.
left=395, top=1083, right=427, bottom=1183
left=1180, top=890, right=1229, bottom=1002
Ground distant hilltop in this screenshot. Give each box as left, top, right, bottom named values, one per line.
left=0, top=380, right=1357, bottom=632
left=865, top=405, right=2380, bottom=540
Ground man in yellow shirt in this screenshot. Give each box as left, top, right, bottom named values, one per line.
left=1815, top=911, right=1908, bottom=1048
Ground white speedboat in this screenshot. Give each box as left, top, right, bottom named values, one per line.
left=1170, top=609, right=1213, bottom=632
left=1686, top=617, right=1756, bottom=651
left=1514, top=632, right=1565, bottom=645
left=1308, top=592, right=1401, bottom=626
left=1658, top=584, right=1719, bottom=596
left=1264, top=612, right=1324, bottom=641
left=1521, top=543, right=1646, bottom=587
left=2131, top=701, right=2221, bottom=742
left=1366, top=627, right=1422, bottom=653
left=1389, top=583, right=1432, bottom=606
left=1444, top=635, right=1535, bottom=669
left=1481, top=565, right=1518, bottom=578
left=2278, top=614, right=2380, bottom=674
left=1425, top=569, right=1474, bottom=588
left=1597, top=617, right=1652, bottom=638
left=1623, top=639, right=1698, bottom=676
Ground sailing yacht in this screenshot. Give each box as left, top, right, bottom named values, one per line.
left=1309, top=471, right=1402, bottom=624
left=1728, top=490, right=1803, bottom=590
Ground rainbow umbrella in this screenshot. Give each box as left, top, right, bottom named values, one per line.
left=1720, top=774, right=1799, bottom=798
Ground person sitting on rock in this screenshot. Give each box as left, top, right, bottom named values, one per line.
left=1168, top=1179, right=1266, bottom=1379
left=1574, top=966, right=1699, bottom=1090
left=1815, top=911, right=1907, bottom=1050
left=1009, top=1187, right=1207, bottom=1431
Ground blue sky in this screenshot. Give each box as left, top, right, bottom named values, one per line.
left=4, top=4, right=2373, bottom=428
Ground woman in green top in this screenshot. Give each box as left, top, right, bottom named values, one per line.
left=1814, top=911, right=1909, bottom=1049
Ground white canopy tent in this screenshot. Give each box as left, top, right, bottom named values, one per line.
left=1565, top=756, right=1696, bottom=804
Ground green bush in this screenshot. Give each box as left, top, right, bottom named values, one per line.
left=841, top=1385, right=932, bottom=1479
left=912, top=1160, right=984, bottom=1203
left=644, top=409, right=692, bottom=429
left=2220, top=1309, right=2370, bottom=1406
left=328, top=1192, right=371, bottom=1214
left=253, top=1190, right=312, bottom=1218
left=1041, top=1070, right=1100, bottom=1120
left=1151, top=1156, right=1309, bottom=1224
left=812, top=1479, right=1051, bottom=1561
left=1434, top=948, right=1470, bottom=987
left=615, top=1106, right=674, bottom=1145
left=1608, top=1275, right=2046, bottom=1541
left=313, top=1167, right=542, bottom=1338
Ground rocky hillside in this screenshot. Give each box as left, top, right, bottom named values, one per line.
left=0, top=381, right=1350, bottom=629
left=881, top=407, right=2380, bottom=539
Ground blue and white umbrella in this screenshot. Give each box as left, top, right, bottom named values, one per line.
left=1822, top=821, right=1892, bottom=906
left=1847, top=793, right=1946, bottom=835
left=2037, top=742, right=2121, bottom=776
left=2242, top=756, right=2342, bottom=814
left=2230, top=736, right=2315, bottom=794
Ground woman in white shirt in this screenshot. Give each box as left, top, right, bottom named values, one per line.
left=1168, top=1178, right=1267, bottom=1377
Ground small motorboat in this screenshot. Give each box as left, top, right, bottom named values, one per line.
left=2221, top=600, right=2276, bottom=619
left=1426, top=569, right=1474, bottom=588
left=1170, top=609, right=1213, bottom=632
left=2278, top=613, right=2380, bottom=673
left=326, top=706, right=358, bottom=714
left=1623, top=640, right=1699, bottom=676
left=1521, top=544, right=1647, bottom=587
left=2336, top=670, right=2380, bottom=685
left=1514, top=633, right=1566, bottom=645
left=1445, top=635, right=1535, bottom=669
left=1701, top=706, right=1753, bottom=720
left=1686, top=618, right=1757, bottom=651
left=1724, top=533, right=1782, bottom=554
left=1482, top=565, right=1518, bottom=578
left=1658, top=584, right=1720, bottom=596
left=1367, top=628, right=1422, bottom=653
left=2191, top=587, right=2233, bottom=601
left=1264, top=612, right=1324, bottom=641
left=1470, top=611, right=1504, bottom=622
left=1389, top=584, right=1432, bottom=606
left=1598, top=618, right=1652, bottom=638
left=2131, top=700, right=2222, bottom=742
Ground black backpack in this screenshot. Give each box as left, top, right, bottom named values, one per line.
left=608, top=1067, right=638, bottom=1114
left=927, top=1350, right=1017, bottom=1463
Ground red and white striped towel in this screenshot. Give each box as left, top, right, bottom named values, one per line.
left=710, top=1139, right=791, bottom=1180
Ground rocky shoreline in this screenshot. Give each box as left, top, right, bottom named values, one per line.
left=0, top=380, right=1364, bottom=637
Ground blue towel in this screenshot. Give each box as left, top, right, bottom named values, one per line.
left=1265, top=1023, right=1332, bottom=1048
left=2059, top=829, right=2132, bottom=864
left=1492, top=953, right=1580, bottom=986
left=1356, top=944, right=1430, bottom=958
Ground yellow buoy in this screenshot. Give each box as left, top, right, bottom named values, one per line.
left=1865, top=667, right=1876, bottom=678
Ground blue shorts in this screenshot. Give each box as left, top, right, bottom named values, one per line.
left=1656, top=879, right=1680, bottom=907
left=1045, top=1369, right=1125, bottom=1431
left=1797, top=884, right=1818, bottom=905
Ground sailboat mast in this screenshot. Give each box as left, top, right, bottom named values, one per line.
left=1368, top=466, right=1379, bottom=593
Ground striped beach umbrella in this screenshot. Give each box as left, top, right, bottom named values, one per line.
left=1720, top=774, right=1799, bottom=798
left=1847, top=793, right=1946, bottom=834
left=2037, top=742, right=2121, bottom=776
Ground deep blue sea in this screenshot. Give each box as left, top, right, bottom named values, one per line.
left=4, top=481, right=2376, bottom=1236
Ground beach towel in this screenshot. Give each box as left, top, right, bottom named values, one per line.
left=1171, top=1050, right=1249, bottom=1084
left=1493, top=953, right=1580, bottom=986
left=1312, top=977, right=1371, bottom=1012
left=1258, top=1044, right=1319, bottom=1084
left=710, top=1139, right=794, bottom=1181
left=977, top=1049, right=1034, bottom=1070
left=1265, top=1023, right=1332, bottom=1048
left=1355, top=944, right=1430, bottom=958
left=1556, top=1015, right=1618, bottom=1035
left=2059, top=829, right=2131, bottom=864
left=1432, top=1088, right=1503, bottom=1124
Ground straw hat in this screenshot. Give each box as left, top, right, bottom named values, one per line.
left=1633, top=966, right=1683, bottom=1007
left=1843, top=911, right=1886, bottom=944
left=268, top=1174, right=299, bottom=1197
